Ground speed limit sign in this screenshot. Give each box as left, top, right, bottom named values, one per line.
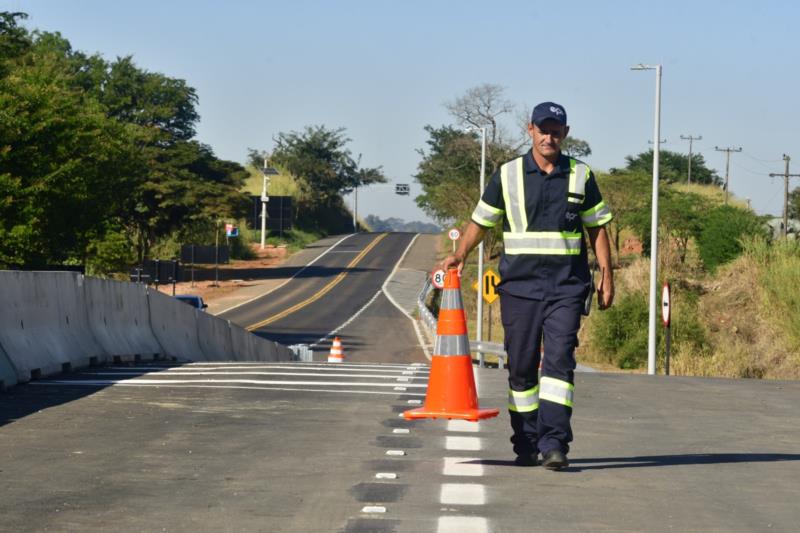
left=431, top=269, right=446, bottom=289
left=448, top=228, right=461, bottom=241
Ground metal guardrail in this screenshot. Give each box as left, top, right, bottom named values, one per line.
left=288, top=344, right=313, bottom=362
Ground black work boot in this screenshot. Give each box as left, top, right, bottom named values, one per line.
left=541, top=449, right=569, bottom=470
left=513, top=454, right=539, bottom=467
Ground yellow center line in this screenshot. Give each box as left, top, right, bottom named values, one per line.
left=245, top=233, right=388, bottom=331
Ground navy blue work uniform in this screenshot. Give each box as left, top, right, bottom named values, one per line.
left=470, top=150, right=612, bottom=458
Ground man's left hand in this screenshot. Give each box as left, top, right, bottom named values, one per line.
left=597, top=269, right=614, bottom=310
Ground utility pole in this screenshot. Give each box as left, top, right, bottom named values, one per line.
left=715, top=146, right=742, bottom=204
left=769, top=154, right=800, bottom=238
left=680, top=134, right=702, bottom=184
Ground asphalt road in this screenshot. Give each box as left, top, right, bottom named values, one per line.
left=2, top=233, right=799, bottom=532
left=3, top=363, right=799, bottom=532
left=220, top=232, right=420, bottom=358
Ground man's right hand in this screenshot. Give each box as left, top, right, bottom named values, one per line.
left=439, top=253, right=465, bottom=275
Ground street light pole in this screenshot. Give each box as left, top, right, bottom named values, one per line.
left=476, top=126, right=486, bottom=367
left=631, top=63, right=662, bottom=376
left=260, top=158, right=268, bottom=249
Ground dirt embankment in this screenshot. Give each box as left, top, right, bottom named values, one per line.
left=154, top=245, right=288, bottom=302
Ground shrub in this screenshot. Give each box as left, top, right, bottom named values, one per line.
left=589, top=292, right=649, bottom=369
left=696, top=204, right=767, bottom=272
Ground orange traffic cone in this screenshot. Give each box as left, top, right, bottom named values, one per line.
left=404, top=269, right=499, bottom=422
left=328, top=336, right=345, bottom=363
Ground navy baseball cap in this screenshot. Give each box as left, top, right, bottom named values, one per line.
left=531, top=102, right=567, bottom=126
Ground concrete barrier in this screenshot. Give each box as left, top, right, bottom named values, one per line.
left=146, top=289, right=205, bottom=361
left=0, top=342, right=17, bottom=389
left=196, top=312, right=236, bottom=361
left=229, top=322, right=261, bottom=361
left=0, top=271, right=105, bottom=382
left=84, top=278, right=162, bottom=362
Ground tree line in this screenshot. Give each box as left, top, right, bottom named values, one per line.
left=413, top=83, right=773, bottom=272
left=0, top=12, right=386, bottom=273
left=0, top=12, right=251, bottom=272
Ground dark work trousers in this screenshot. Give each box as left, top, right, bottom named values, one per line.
left=500, top=292, right=583, bottom=457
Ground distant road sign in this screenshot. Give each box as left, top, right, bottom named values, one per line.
left=431, top=269, right=446, bottom=289
left=482, top=269, right=500, bottom=304
left=448, top=228, right=461, bottom=241
left=395, top=184, right=410, bottom=195
left=662, top=281, right=671, bottom=326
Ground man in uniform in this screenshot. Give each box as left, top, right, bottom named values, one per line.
left=440, top=101, right=614, bottom=470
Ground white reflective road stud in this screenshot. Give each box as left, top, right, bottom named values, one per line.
left=437, top=516, right=489, bottom=533
left=396, top=377, right=410, bottom=382
left=447, top=420, right=480, bottom=433
left=386, top=450, right=406, bottom=456
left=361, top=506, right=387, bottom=513
left=394, top=387, right=407, bottom=391
left=407, top=399, right=422, bottom=405
left=445, top=436, right=482, bottom=451
left=443, top=457, right=483, bottom=477
left=402, top=371, right=414, bottom=375
left=440, top=484, right=486, bottom=505
left=375, top=473, right=397, bottom=480
left=392, top=428, right=410, bottom=434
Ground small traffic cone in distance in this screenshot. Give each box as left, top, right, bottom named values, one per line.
left=328, top=336, right=345, bottom=363
left=404, top=269, right=499, bottom=422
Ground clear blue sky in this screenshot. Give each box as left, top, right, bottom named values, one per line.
left=9, top=0, right=800, bottom=224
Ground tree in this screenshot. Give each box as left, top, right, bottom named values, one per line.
left=445, top=83, right=515, bottom=145
left=270, top=125, right=385, bottom=231
left=561, top=137, right=592, bottom=158
left=595, top=171, right=651, bottom=261
left=617, top=149, right=721, bottom=185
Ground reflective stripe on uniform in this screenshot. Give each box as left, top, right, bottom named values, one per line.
left=539, top=376, right=574, bottom=407
left=503, top=231, right=582, bottom=255
left=580, top=200, right=613, bottom=227
left=507, top=386, right=539, bottom=412
left=568, top=160, right=589, bottom=203
left=434, top=333, right=470, bottom=356
left=501, top=158, right=526, bottom=233
left=440, top=288, right=464, bottom=310
left=471, top=199, right=504, bottom=228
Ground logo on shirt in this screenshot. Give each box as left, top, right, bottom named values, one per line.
left=565, top=212, right=577, bottom=222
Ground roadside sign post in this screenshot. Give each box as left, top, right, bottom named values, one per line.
left=431, top=269, right=446, bottom=290
left=448, top=228, right=460, bottom=253
left=662, top=281, right=671, bottom=375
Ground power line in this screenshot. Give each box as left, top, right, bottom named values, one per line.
left=680, top=134, right=702, bottom=184
left=769, top=154, right=800, bottom=238
left=715, top=146, right=742, bottom=204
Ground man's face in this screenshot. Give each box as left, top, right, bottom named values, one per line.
left=528, top=119, right=569, bottom=158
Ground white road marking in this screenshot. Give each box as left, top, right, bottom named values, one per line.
left=447, top=420, right=481, bottom=433
left=437, top=516, right=488, bottom=533
left=396, top=377, right=410, bottom=382
left=406, top=399, right=422, bottom=405
left=135, top=364, right=428, bottom=374
left=375, top=473, right=397, bottom=480
left=440, top=483, right=485, bottom=505
left=36, top=378, right=427, bottom=388
left=380, top=234, right=433, bottom=361
left=310, top=289, right=383, bottom=348
left=361, top=506, right=386, bottom=514
left=385, top=450, right=405, bottom=456
left=394, top=386, right=407, bottom=391
left=216, top=234, right=356, bottom=315
left=87, top=371, right=428, bottom=380
left=392, top=428, right=410, bottom=434
left=30, top=382, right=425, bottom=397
left=443, top=457, right=484, bottom=477
left=445, top=436, right=482, bottom=451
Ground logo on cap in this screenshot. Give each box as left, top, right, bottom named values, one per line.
left=550, top=106, right=564, bottom=116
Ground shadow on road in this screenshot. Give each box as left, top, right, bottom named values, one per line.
left=0, top=363, right=183, bottom=427
left=466, top=453, right=800, bottom=471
